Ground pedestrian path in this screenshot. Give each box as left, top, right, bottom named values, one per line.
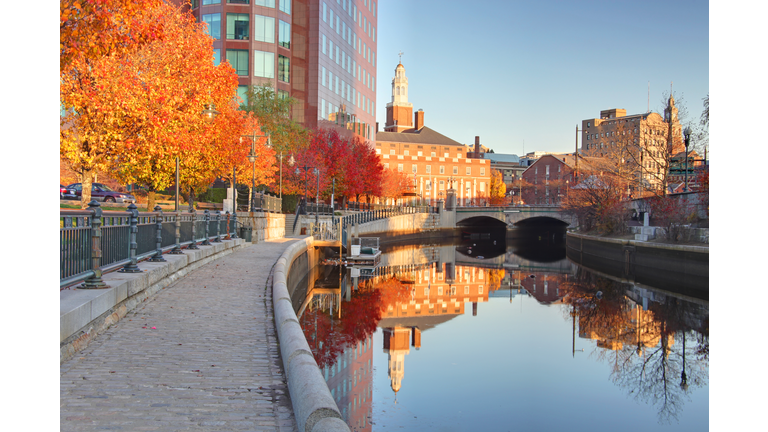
left=60, top=238, right=302, bottom=432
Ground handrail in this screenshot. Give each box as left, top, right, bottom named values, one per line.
left=61, top=201, right=238, bottom=289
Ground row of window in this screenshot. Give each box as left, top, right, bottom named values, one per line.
left=219, top=49, right=289, bottom=81
left=201, top=13, right=291, bottom=48
left=323, top=2, right=376, bottom=66
left=320, top=68, right=374, bottom=118
left=321, top=34, right=375, bottom=93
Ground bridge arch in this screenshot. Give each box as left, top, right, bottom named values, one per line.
left=456, top=216, right=507, bottom=228
left=512, top=216, right=570, bottom=228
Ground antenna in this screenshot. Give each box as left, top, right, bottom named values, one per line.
left=398, top=51, right=404, bottom=63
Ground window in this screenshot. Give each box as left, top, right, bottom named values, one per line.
left=227, top=14, right=249, bottom=40
left=278, top=55, right=290, bottom=82
left=480, top=168, right=485, bottom=176
left=412, top=164, right=417, bottom=173
left=226, top=49, right=248, bottom=75
left=323, top=2, right=327, bottom=21
left=466, top=167, right=471, bottom=175
left=439, top=180, right=445, bottom=190
left=439, top=166, right=444, bottom=174
left=203, top=0, right=220, bottom=4
left=453, top=166, right=458, bottom=175
left=322, top=66, right=326, bottom=87
left=253, top=15, right=275, bottom=43
left=322, top=34, right=326, bottom=54
left=426, top=165, right=431, bottom=174
left=253, top=50, right=275, bottom=78
left=212, top=48, right=221, bottom=65
left=390, top=149, right=395, bottom=155
left=279, top=20, right=290, bottom=48
left=404, top=150, right=409, bottom=156
left=397, top=164, right=403, bottom=172
left=279, top=0, right=291, bottom=14
left=237, top=85, right=248, bottom=105
left=202, top=13, right=221, bottom=40
left=254, top=0, right=275, bottom=6
left=431, top=152, right=436, bottom=157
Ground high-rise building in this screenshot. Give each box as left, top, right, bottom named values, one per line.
left=185, top=0, right=377, bottom=140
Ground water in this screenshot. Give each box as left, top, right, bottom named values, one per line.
left=295, top=230, right=709, bottom=431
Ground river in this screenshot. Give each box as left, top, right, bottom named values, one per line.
left=291, top=228, right=709, bottom=431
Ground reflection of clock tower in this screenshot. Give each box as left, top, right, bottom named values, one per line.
left=383, top=327, right=412, bottom=394
left=384, top=63, right=413, bottom=132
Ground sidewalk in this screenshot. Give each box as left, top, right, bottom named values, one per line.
left=60, top=238, right=302, bottom=432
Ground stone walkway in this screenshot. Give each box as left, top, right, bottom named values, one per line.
left=60, top=238, right=301, bottom=432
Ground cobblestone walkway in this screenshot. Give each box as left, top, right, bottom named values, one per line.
left=60, top=238, right=301, bottom=432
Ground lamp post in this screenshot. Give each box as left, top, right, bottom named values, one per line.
left=241, top=130, right=272, bottom=212
left=295, top=165, right=313, bottom=205
left=683, top=126, right=692, bottom=192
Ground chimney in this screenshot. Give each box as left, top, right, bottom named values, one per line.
left=376, top=122, right=379, bottom=132
left=415, top=109, right=425, bottom=130
left=474, top=136, right=481, bottom=158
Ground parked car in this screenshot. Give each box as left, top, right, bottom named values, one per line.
left=60, top=184, right=77, bottom=200
left=66, top=183, right=136, bottom=203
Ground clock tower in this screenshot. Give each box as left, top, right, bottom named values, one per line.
left=384, top=62, right=413, bottom=132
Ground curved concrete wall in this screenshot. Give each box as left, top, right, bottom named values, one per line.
left=272, top=238, right=351, bottom=432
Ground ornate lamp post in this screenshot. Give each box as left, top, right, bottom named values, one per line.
left=683, top=126, right=692, bottom=192
left=242, top=130, right=272, bottom=212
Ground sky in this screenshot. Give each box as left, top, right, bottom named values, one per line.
left=374, top=0, right=709, bottom=156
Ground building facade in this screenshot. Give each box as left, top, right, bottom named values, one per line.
left=186, top=0, right=378, bottom=141
left=521, top=154, right=582, bottom=205
left=580, top=97, right=685, bottom=191
left=376, top=62, right=491, bottom=205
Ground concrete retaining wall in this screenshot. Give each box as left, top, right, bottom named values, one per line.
left=566, top=232, right=709, bottom=299
left=237, top=211, right=285, bottom=242
left=60, top=238, right=249, bottom=363
left=272, top=238, right=351, bottom=432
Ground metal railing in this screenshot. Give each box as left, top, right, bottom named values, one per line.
left=236, top=191, right=282, bottom=213
left=305, top=202, right=437, bottom=244
left=61, top=200, right=238, bottom=289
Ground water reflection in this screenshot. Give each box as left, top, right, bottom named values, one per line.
left=295, top=230, right=708, bottom=430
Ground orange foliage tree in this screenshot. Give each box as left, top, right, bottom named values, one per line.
left=489, top=169, right=507, bottom=206
left=61, top=1, right=242, bottom=210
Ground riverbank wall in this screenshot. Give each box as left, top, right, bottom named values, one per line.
left=566, top=232, right=709, bottom=299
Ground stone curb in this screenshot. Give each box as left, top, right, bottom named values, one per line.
left=60, top=238, right=249, bottom=363
left=272, top=237, right=351, bottom=432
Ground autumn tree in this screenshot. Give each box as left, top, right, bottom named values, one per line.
left=61, top=1, right=242, bottom=210
left=380, top=168, right=413, bottom=205
left=561, top=171, right=630, bottom=234
left=239, top=84, right=309, bottom=170
left=60, top=0, right=164, bottom=206
left=488, top=169, right=507, bottom=206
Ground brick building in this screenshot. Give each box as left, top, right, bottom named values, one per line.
left=185, top=0, right=378, bottom=141
left=521, top=153, right=589, bottom=205
left=376, top=62, right=491, bottom=205
left=580, top=96, right=685, bottom=192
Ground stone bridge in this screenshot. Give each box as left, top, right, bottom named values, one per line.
left=454, top=206, right=577, bottom=229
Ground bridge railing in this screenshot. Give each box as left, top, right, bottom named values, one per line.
left=61, top=201, right=238, bottom=290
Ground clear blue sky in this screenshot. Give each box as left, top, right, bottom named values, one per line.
left=374, top=0, right=709, bottom=156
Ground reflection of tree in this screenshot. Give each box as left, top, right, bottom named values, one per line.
left=559, top=268, right=709, bottom=423
left=487, top=269, right=505, bottom=292
left=300, top=284, right=382, bottom=369
left=376, top=276, right=412, bottom=313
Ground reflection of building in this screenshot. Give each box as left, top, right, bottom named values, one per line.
left=578, top=301, right=675, bottom=355
left=382, top=327, right=412, bottom=394
left=520, top=273, right=566, bottom=305
left=376, top=63, right=491, bottom=205
left=381, top=263, right=491, bottom=319
left=185, top=0, right=378, bottom=140
left=323, top=334, right=374, bottom=431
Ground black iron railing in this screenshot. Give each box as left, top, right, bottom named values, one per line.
left=60, top=201, right=238, bottom=289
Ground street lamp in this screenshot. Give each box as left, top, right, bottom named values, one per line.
left=241, top=129, right=272, bottom=212
left=295, top=164, right=313, bottom=207
left=683, top=126, right=692, bottom=192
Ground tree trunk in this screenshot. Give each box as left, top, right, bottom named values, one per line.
left=147, top=190, right=157, bottom=212
left=80, top=169, right=94, bottom=209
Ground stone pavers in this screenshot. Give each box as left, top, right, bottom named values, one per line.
left=60, top=238, right=302, bottom=432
